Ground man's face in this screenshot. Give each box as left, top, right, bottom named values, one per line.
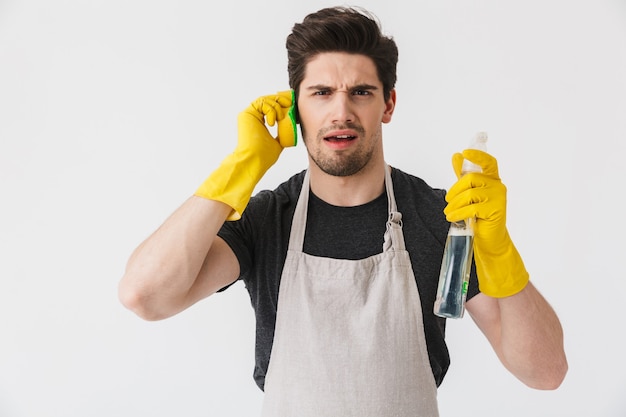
left=297, top=52, right=395, bottom=177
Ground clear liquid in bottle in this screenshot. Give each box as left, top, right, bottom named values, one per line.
left=434, top=221, right=475, bottom=318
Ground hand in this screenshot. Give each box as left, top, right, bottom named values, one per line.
left=195, top=90, right=297, bottom=220
left=444, top=149, right=529, bottom=298
left=240, top=89, right=297, bottom=150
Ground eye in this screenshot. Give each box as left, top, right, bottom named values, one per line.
left=313, top=89, right=331, bottom=96
left=352, top=89, right=371, bottom=96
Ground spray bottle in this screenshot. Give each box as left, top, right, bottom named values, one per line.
left=434, top=132, right=488, bottom=319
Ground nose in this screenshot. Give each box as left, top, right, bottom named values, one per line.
left=330, top=91, right=355, bottom=124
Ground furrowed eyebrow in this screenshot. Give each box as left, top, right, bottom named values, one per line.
left=351, top=84, right=379, bottom=92
left=305, top=84, right=379, bottom=93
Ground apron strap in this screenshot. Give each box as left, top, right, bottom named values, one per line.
left=287, top=170, right=310, bottom=252
left=383, top=165, right=405, bottom=252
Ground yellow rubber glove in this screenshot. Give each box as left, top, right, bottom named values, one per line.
left=444, top=149, right=529, bottom=298
left=195, top=90, right=297, bottom=220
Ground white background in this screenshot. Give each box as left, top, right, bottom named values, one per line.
left=1, top=1, right=625, bottom=416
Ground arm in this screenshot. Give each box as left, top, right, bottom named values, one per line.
left=445, top=149, right=567, bottom=389
left=466, top=283, right=567, bottom=389
left=119, top=91, right=296, bottom=320
left=118, top=197, right=239, bottom=321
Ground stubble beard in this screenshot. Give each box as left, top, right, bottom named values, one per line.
left=303, top=124, right=379, bottom=177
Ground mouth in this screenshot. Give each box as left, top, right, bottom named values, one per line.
left=324, top=134, right=357, bottom=143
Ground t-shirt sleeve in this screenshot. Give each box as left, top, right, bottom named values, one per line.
left=216, top=194, right=268, bottom=289
left=467, top=259, right=481, bottom=300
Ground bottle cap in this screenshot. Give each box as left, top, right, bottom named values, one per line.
left=461, top=131, right=488, bottom=174
left=473, top=131, right=488, bottom=146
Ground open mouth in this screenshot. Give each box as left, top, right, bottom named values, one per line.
left=324, top=134, right=357, bottom=143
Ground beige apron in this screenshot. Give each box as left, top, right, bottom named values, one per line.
left=261, top=166, right=439, bottom=417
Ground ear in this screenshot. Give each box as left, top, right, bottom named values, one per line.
left=382, top=89, right=396, bottom=124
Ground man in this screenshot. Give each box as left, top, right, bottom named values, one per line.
left=119, top=6, right=567, bottom=416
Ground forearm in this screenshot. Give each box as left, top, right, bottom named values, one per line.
left=496, top=282, right=568, bottom=389
left=449, top=150, right=567, bottom=388
left=118, top=196, right=232, bottom=320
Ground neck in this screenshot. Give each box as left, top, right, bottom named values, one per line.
left=308, top=158, right=388, bottom=207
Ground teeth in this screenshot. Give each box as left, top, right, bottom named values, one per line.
left=325, top=134, right=355, bottom=141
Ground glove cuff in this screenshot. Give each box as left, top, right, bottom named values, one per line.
left=194, top=147, right=278, bottom=221
left=474, top=235, right=530, bottom=298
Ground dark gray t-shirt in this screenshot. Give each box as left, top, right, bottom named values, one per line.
left=218, top=167, right=480, bottom=391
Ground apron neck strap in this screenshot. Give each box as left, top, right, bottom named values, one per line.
left=288, top=165, right=405, bottom=252
left=383, top=165, right=405, bottom=251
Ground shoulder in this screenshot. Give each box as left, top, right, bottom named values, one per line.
left=247, top=170, right=306, bottom=215
left=390, top=167, right=449, bottom=236
left=390, top=167, right=447, bottom=202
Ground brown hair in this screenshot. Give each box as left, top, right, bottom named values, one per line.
left=286, top=6, right=398, bottom=102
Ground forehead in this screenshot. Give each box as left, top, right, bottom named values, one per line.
left=301, top=52, right=381, bottom=88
